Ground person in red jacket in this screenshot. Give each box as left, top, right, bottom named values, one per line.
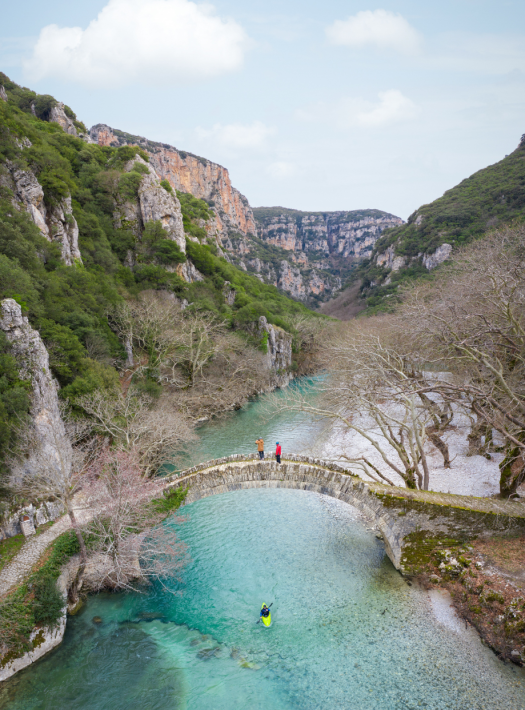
left=275, top=442, right=281, bottom=464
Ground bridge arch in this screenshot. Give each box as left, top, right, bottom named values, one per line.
left=165, top=455, right=408, bottom=570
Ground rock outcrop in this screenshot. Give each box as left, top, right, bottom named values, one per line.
left=375, top=242, right=453, bottom=276
left=0, top=299, right=72, bottom=492
left=258, top=316, right=293, bottom=387
left=49, top=102, right=77, bottom=136
left=3, top=163, right=82, bottom=265
left=0, top=85, right=7, bottom=102
left=89, top=124, right=256, bottom=241
left=120, top=156, right=186, bottom=252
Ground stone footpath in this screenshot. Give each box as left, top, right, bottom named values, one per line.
left=0, top=515, right=71, bottom=597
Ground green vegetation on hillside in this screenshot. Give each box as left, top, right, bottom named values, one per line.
left=358, top=136, right=525, bottom=312
left=0, top=74, right=317, bottom=427
left=253, top=206, right=396, bottom=224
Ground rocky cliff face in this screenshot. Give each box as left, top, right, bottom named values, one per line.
left=49, top=103, right=77, bottom=136
left=89, top=124, right=256, bottom=241
left=116, top=155, right=186, bottom=253
left=374, top=241, right=453, bottom=284
left=258, top=316, right=293, bottom=387
left=1, top=160, right=82, bottom=266
left=256, top=209, right=403, bottom=259
left=0, top=299, right=72, bottom=495
left=249, top=208, right=403, bottom=304
left=87, top=125, right=404, bottom=304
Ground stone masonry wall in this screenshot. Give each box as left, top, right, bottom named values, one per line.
left=164, top=455, right=525, bottom=574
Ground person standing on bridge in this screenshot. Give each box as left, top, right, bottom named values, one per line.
left=275, top=442, right=281, bottom=464
left=256, top=438, right=264, bottom=460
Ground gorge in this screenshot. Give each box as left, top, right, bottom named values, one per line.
left=1, top=69, right=525, bottom=710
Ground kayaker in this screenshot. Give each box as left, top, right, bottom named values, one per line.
left=260, top=604, right=270, bottom=619
left=275, top=442, right=281, bottom=464
left=256, top=438, right=264, bottom=460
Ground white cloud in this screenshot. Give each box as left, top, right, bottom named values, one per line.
left=353, top=90, right=419, bottom=127
left=326, top=9, right=421, bottom=55
left=266, top=162, right=296, bottom=179
left=24, top=0, right=248, bottom=87
left=298, top=90, right=419, bottom=129
left=195, top=121, right=275, bottom=149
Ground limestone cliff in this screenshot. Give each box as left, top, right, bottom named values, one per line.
left=0, top=299, right=72, bottom=502
left=116, top=155, right=186, bottom=254
left=258, top=316, right=293, bottom=387
left=374, top=241, right=453, bottom=284
left=249, top=208, right=403, bottom=304
left=87, top=125, right=404, bottom=304
left=1, top=161, right=82, bottom=266
left=49, top=102, right=77, bottom=136
left=89, top=124, right=256, bottom=241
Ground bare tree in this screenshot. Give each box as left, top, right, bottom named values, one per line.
left=400, top=225, right=525, bottom=496
left=268, top=318, right=437, bottom=489
left=76, top=387, right=194, bottom=476
left=83, top=448, right=187, bottom=592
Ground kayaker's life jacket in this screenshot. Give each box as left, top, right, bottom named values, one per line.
left=261, top=607, right=270, bottom=617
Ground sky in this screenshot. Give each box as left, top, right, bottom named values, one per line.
left=1, top=0, right=525, bottom=220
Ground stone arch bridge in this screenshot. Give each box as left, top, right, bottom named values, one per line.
left=165, top=454, right=525, bottom=575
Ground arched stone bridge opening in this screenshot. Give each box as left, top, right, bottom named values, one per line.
left=165, top=454, right=525, bottom=575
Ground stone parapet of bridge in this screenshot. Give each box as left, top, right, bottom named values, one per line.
left=165, top=456, right=525, bottom=575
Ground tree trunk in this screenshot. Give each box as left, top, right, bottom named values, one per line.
left=67, top=506, right=87, bottom=564
left=427, top=427, right=451, bottom=468
left=499, top=445, right=525, bottom=498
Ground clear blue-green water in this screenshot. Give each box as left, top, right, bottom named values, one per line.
left=2, top=382, right=524, bottom=709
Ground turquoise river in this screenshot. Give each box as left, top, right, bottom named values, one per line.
left=1, top=381, right=524, bottom=709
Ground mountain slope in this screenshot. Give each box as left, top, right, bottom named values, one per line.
left=88, top=125, right=403, bottom=306
left=355, top=134, right=525, bottom=312
left=0, top=73, right=321, bottom=478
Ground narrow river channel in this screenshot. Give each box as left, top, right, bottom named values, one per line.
left=1, top=380, right=524, bottom=709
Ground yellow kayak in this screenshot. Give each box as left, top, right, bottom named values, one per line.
left=261, top=603, right=271, bottom=627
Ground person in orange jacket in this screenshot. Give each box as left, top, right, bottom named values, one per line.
left=256, top=438, right=264, bottom=460
left=275, top=442, right=281, bottom=464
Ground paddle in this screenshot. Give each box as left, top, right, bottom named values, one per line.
left=256, top=603, right=273, bottom=624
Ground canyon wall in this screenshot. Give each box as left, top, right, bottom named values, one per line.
left=89, top=124, right=256, bottom=241
left=88, top=124, right=404, bottom=304
left=249, top=208, right=404, bottom=304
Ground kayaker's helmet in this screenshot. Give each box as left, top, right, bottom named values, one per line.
left=262, top=604, right=267, bottom=608
left=276, top=442, right=279, bottom=445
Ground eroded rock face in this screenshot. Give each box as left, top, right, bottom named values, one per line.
left=0, top=299, right=72, bottom=494
left=90, top=124, right=256, bottom=240
left=376, top=245, right=406, bottom=272
left=259, top=316, right=293, bottom=387
left=376, top=242, right=453, bottom=277
left=0, top=85, right=7, bottom=102
left=254, top=209, right=402, bottom=302
left=5, top=163, right=82, bottom=265
left=122, top=156, right=186, bottom=252
left=49, top=103, right=77, bottom=136
left=422, top=243, right=452, bottom=270
left=257, top=211, right=403, bottom=259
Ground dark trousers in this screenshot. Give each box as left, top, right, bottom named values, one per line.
left=259, top=451, right=264, bottom=459
left=276, top=454, right=281, bottom=464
